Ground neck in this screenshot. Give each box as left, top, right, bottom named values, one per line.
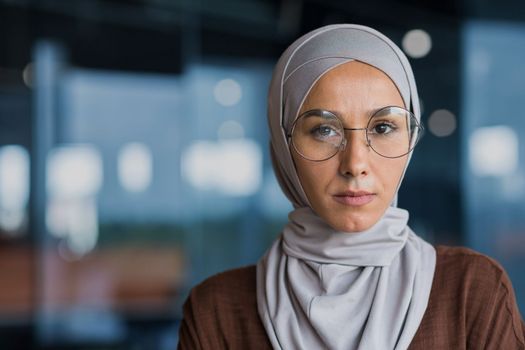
left=281, top=206, right=410, bottom=266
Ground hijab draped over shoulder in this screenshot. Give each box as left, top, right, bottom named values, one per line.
left=257, top=24, right=437, bottom=350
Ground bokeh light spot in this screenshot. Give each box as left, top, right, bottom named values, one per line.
left=213, top=79, right=242, bottom=107
left=428, top=109, right=457, bottom=137
left=402, top=29, right=432, bottom=59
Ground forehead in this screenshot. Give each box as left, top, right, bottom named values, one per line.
left=299, top=61, right=405, bottom=114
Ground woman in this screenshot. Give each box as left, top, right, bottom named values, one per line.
left=178, top=24, right=525, bottom=349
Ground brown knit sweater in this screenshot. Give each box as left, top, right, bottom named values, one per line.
left=178, top=246, right=525, bottom=349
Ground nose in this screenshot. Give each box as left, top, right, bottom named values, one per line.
left=338, top=130, right=370, bottom=178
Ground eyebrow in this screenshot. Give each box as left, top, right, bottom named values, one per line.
left=303, top=106, right=403, bottom=119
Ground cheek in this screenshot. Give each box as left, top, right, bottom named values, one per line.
left=296, top=162, right=325, bottom=191
left=293, top=156, right=337, bottom=199
left=376, top=158, right=407, bottom=195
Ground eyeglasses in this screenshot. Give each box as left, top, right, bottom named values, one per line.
left=288, top=106, right=423, bottom=161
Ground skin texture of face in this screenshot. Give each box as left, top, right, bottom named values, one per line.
left=291, top=61, right=408, bottom=232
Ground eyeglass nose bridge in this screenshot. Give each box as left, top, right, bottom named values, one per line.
left=338, top=127, right=371, bottom=152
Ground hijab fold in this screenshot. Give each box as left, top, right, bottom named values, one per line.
left=257, top=24, right=436, bottom=350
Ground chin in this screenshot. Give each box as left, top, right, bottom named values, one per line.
left=341, top=223, right=373, bottom=233
left=313, top=201, right=383, bottom=233
left=328, top=216, right=375, bottom=233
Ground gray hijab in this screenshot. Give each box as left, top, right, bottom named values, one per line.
left=257, top=24, right=436, bottom=349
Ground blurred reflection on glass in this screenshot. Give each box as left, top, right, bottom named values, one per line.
left=118, top=142, right=153, bottom=193
left=46, top=144, right=102, bottom=256
left=0, top=145, right=29, bottom=234
left=181, top=139, right=262, bottom=196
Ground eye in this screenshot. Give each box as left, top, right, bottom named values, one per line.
left=311, top=124, right=340, bottom=139
left=370, top=122, right=397, bottom=135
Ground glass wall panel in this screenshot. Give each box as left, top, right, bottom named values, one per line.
left=32, top=43, right=290, bottom=347
left=462, top=20, right=525, bottom=314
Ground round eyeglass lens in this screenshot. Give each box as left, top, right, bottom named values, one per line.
left=366, top=106, right=421, bottom=158
left=291, top=110, right=344, bottom=161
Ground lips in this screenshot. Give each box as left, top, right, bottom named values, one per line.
left=333, top=190, right=376, bottom=206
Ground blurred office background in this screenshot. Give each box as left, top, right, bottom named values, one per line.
left=0, top=0, right=524, bottom=349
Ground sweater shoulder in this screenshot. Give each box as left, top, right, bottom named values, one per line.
left=435, top=245, right=507, bottom=279
left=189, top=265, right=257, bottom=305
left=411, top=245, right=525, bottom=349
left=432, top=246, right=525, bottom=347
left=179, top=266, right=270, bottom=349
left=436, top=244, right=496, bottom=260
left=433, top=245, right=518, bottom=319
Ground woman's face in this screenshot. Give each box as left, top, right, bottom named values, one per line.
left=291, top=61, right=408, bottom=232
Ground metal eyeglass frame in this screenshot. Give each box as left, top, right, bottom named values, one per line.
left=287, top=106, right=424, bottom=162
